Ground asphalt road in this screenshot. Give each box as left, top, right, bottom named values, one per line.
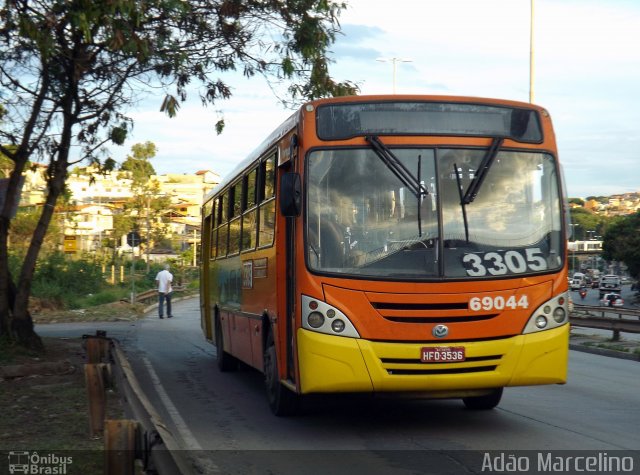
left=36, top=297, right=640, bottom=474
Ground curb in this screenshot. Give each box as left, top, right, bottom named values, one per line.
left=569, top=343, right=640, bottom=362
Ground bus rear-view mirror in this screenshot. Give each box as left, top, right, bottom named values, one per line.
left=280, top=172, right=301, bottom=217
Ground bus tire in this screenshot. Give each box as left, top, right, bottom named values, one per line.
left=264, top=333, right=299, bottom=416
left=215, top=316, right=238, bottom=372
left=462, top=388, right=503, bottom=410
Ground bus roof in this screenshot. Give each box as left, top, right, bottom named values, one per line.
left=305, top=94, right=547, bottom=112
left=203, top=94, right=549, bottom=203
left=204, top=111, right=298, bottom=202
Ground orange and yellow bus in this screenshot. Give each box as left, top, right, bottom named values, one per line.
left=200, top=95, right=570, bottom=416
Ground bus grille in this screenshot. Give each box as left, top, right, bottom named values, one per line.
left=380, top=355, right=503, bottom=376
left=370, top=301, right=499, bottom=323
left=387, top=365, right=498, bottom=375
left=383, top=315, right=498, bottom=323
left=372, top=302, right=468, bottom=310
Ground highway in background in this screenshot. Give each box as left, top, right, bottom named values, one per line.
left=571, top=283, right=637, bottom=308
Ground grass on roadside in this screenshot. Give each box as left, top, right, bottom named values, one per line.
left=583, top=340, right=636, bottom=353
left=32, top=300, right=147, bottom=324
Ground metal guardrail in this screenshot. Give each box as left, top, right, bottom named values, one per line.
left=110, top=340, right=199, bottom=475
left=83, top=331, right=200, bottom=475
left=570, top=304, right=640, bottom=341
left=134, top=289, right=159, bottom=306
left=133, top=286, right=187, bottom=306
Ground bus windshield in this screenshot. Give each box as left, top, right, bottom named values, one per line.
left=306, top=146, right=563, bottom=279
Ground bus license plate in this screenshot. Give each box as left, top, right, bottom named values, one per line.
left=421, top=347, right=466, bottom=363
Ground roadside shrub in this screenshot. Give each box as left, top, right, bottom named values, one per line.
left=187, top=279, right=200, bottom=290
left=29, top=253, right=106, bottom=308
left=12, top=251, right=197, bottom=310
left=77, top=288, right=129, bottom=308
left=141, top=262, right=165, bottom=289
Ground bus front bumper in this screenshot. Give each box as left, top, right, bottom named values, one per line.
left=297, top=325, right=568, bottom=395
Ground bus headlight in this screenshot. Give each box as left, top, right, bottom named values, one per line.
left=331, top=319, right=346, bottom=333
left=523, top=292, right=569, bottom=334
left=535, top=315, right=548, bottom=329
left=307, top=312, right=325, bottom=328
left=301, top=295, right=360, bottom=338
left=552, top=307, right=566, bottom=323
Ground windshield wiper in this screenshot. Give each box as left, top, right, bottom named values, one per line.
left=365, top=135, right=428, bottom=199
left=453, top=163, right=470, bottom=242
left=461, top=137, right=504, bottom=205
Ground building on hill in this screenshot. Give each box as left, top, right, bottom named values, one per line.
left=569, top=192, right=640, bottom=217
left=62, top=203, right=115, bottom=253
left=17, top=165, right=220, bottom=259
left=66, top=166, right=133, bottom=204
left=19, top=164, right=48, bottom=206
left=583, top=199, right=603, bottom=213
left=154, top=170, right=220, bottom=204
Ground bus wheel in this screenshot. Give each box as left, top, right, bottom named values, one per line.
left=462, top=388, right=503, bottom=410
left=215, top=317, right=237, bottom=372
left=264, top=334, right=299, bottom=416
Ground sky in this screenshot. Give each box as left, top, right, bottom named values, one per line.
left=121, top=0, right=640, bottom=199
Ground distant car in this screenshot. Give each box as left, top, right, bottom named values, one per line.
left=600, top=293, right=624, bottom=307
left=570, top=279, right=584, bottom=291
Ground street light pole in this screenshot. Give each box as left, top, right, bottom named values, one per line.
left=146, top=195, right=151, bottom=273
left=569, top=223, right=580, bottom=274
left=376, top=57, right=412, bottom=93
left=529, top=0, right=535, bottom=103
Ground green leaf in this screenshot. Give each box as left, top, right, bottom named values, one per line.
left=282, top=57, right=295, bottom=77
left=110, top=126, right=127, bottom=145
left=215, top=119, right=225, bottom=135
left=160, top=95, right=180, bottom=118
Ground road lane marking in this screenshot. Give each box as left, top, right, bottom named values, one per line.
left=142, top=356, right=203, bottom=450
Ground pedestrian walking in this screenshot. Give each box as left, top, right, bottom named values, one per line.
left=155, top=264, right=173, bottom=319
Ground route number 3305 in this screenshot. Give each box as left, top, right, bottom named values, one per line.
left=462, top=248, right=548, bottom=277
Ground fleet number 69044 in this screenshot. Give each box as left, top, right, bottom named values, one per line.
left=469, top=295, right=529, bottom=312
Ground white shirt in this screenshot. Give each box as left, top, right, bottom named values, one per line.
left=156, top=269, right=173, bottom=293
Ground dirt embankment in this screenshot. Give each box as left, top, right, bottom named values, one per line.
left=30, top=299, right=146, bottom=324
left=0, top=337, right=125, bottom=473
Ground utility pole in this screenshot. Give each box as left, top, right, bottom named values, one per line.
left=145, top=194, right=151, bottom=273
left=529, top=0, right=535, bottom=103
left=126, top=231, right=141, bottom=304
left=193, top=228, right=197, bottom=267
left=570, top=223, right=580, bottom=274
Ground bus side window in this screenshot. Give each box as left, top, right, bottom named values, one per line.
left=210, top=198, right=218, bottom=259
left=232, top=180, right=243, bottom=217
left=245, top=168, right=257, bottom=209
left=218, top=193, right=228, bottom=258
left=220, top=192, right=228, bottom=222
left=263, top=154, right=276, bottom=199
left=229, top=182, right=242, bottom=255
left=258, top=154, right=276, bottom=247
left=242, top=168, right=258, bottom=251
